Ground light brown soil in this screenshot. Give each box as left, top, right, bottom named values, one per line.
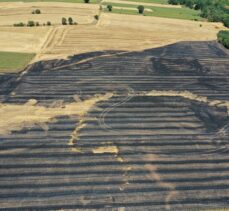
left=0, top=2, right=98, bottom=26
left=36, top=13, right=225, bottom=61
left=0, top=93, right=113, bottom=135
left=92, top=146, right=119, bottom=153
left=0, top=26, right=50, bottom=53
left=0, top=2, right=98, bottom=54
left=0, top=3, right=226, bottom=62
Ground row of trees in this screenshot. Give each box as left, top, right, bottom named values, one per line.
left=14, top=17, right=77, bottom=27
left=14, top=21, right=51, bottom=27
left=62, top=17, right=77, bottom=25
left=168, top=0, right=229, bottom=27
left=217, top=30, right=229, bottom=49
left=32, top=9, right=41, bottom=14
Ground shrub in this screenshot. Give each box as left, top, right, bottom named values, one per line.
left=62, top=17, right=67, bottom=25
left=36, top=22, right=40, bottom=26
left=223, top=16, right=229, bottom=28
left=27, top=20, right=35, bottom=27
left=94, top=15, right=99, bottom=20
left=47, top=21, right=51, bottom=26
left=84, top=0, right=90, bottom=3
left=137, top=5, right=144, bottom=14
left=217, top=30, right=229, bottom=49
left=194, top=4, right=201, bottom=10
left=35, top=9, right=41, bottom=14
left=185, top=0, right=194, bottom=9
left=13, top=22, right=25, bottom=27
left=74, top=22, right=78, bottom=25
left=107, top=5, right=112, bottom=12
left=68, top=17, right=73, bottom=25
left=168, top=0, right=179, bottom=5
left=32, top=9, right=41, bottom=14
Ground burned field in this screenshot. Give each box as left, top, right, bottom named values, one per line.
left=0, top=41, right=229, bottom=210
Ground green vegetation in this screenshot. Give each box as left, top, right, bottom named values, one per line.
left=26, top=20, right=40, bottom=26
left=68, top=17, right=73, bottom=25
left=14, top=21, right=52, bottom=27
left=168, top=0, right=229, bottom=27
left=94, top=14, right=99, bottom=20
left=62, top=17, right=77, bottom=25
left=103, top=2, right=203, bottom=20
left=121, top=0, right=168, bottom=4
left=0, top=52, right=35, bottom=73
left=217, top=30, right=229, bottom=48
left=27, top=20, right=35, bottom=27
left=32, top=9, right=41, bottom=14
left=62, top=17, right=67, bottom=25
left=137, top=5, right=145, bottom=14
left=107, top=4, right=113, bottom=11
left=13, top=22, right=26, bottom=27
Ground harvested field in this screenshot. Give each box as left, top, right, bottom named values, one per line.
left=0, top=2, right=98, bottom=26
left=0, top=0, right=99, bottom=2
left=0, top=41, right=229, bottom=210
left=0, top=27, right=50, bottom=53
left=0, top=2, right=99, bottom=71
left=37, top=13, right=224, bottom=60
left=0, top=1, right=225, bottom=62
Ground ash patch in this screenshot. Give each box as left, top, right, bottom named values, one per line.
left=190, top=101, right=229, bottom=132
left=152, top=58, right=209, bottom=76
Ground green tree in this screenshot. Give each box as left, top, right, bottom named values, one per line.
left=68, top=17, right=73, bottom=25
left=94, top=15, right=99, bottom=20
left=223, top=16, right=229, bottom=27
left=137, top=5, right=144, bottom=14
left=107, top=5, right=113, bottom=12
left=84, top=0, right=90, bottom=3
left=62, top=17, right=67, bottom=25
left=13, top=22, right=25, bottom=27
left=27, top=21, right=35, bottom=27
left=35, top=9, right=41, bottom=14
left=218, top=30, right=229, bottom=49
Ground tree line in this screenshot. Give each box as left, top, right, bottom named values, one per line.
left=168, top=0, right=229, bottom=27
left=218, top=30, right=229, bottom=48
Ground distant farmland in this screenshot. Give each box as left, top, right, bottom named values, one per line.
left=102, top=2, right=203, bottom=20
